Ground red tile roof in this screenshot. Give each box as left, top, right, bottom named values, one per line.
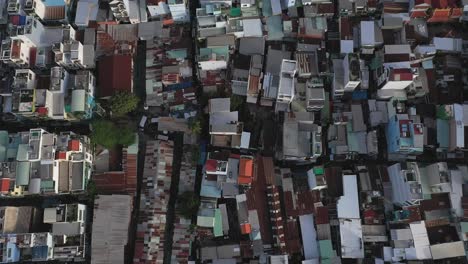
left=29, top=47, right=37, bottom=67
left=410, top=8, right=430, bottom=18
left=391, top=69, right=413, bottom=81
left=205, top=159, right=217, bottom=172
left=68, top=139, right=80, bottom=151
left=450, top=8, right=462, bottom=18
left=98, top=54, right=132, bottom=97
left=55, top=151, right=67, bottom=160
left=421, top=193, right=451, bottom=211
left=44, top=6, right=65, bottom=20
left=93, top=171, right=127, bottom=193
left=285, top=219, right=301, bottom=254
left=384, top=2, right=409, bottom=13
left=427, top=9, right=451, bottom=23
left=36, top=107, right=48, bottom=116
left=315, top=206, right=330, bottom=225
left=241, top=223, right=252, bottom=234
left=123, top=150, right=137, bottom=193
left=238, top=157, right=253, bottom=185
left=0, top=178, right=10, bottom=193
left=9, top=15, right=19, bottom=25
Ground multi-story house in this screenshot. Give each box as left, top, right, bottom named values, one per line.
left=0, top=16, right=62, bottom=67
left=33, top=0, right=66, bottom=21
left=0, top=233, right=54, bottom=262
left=52, top=26, right=95, bottom=70
left=275, top=59, right=297, bottom=112
left=208, top=98, right=244, bottom=148
left=0, top=128, right=93, bottom=196
left=108, top=0, right=146, bottom=24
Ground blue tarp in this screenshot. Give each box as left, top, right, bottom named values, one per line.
left=352, top=90, right=368, bottom=100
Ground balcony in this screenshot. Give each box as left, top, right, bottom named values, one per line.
left=7, top=1, right=19, bottom=13
left=0, top=39, right=21, bottom=61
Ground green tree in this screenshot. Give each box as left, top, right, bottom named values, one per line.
left=190, top=145, right=200, bottom=165
left=91, top=120, right=118, bottom=148
left=188, top=115, right=205, bottom=135
left=109, top=92, right=139, bottom=116
left=86, top=180, right=97, bottom=199
left=177, top=191, right=200, bottom=219
left=91, top=120, right=136, bottom=148
left=118, top=125, right=136, bottom=147
left=230, top=95, right=244, bottom=111
left=436, top=105, right=450, bottom=120
left=189, top=120, right=202, bottom=135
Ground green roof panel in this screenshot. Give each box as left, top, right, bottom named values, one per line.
left=17, top=144, right=29, bottom=161
left=213, top=208, right=223, bottom=237
left=319, top=240, right=334, bottom=260
left=16, top=161, right=31, bottom=186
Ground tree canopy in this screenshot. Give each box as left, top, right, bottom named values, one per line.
left=177, top=191, right=200, bottom=219
left=91, top=120, right=136, bottom=148
left=109, top=92, right=139, bottom=116
left=230, top=95, right=244, bottom=111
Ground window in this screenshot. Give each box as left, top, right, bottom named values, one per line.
left=78, top=210, right=82, bottom=221
left=7, top=248, right=11, bottom=258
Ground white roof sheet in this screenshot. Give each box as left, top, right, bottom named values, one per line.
left=409, top=221, right=430, bottom=249
left=405, top=247, right=432, bottom=260
left=243, top=19, right=263, bottom=37
left=339, top=218, right=364, bottom=259
left=430, top=241, right=466, bottom=260
left=210, top=111, right=238, bottom=125
left=337, top=175, right=360, bottom=219
left=240, top=132, right=250, bottom=149
left=380, top=81, right=413, bottom=90
left=433, top=37, right=463, bottom=52
left=384, top=44, right=411, bottom=54
left=199, top=60, right=227, bottom=70
left=299, top=214, right=319, bottom=260
left=341, top=40, right=354, bottom=54
left=209, top=98, right=231, bottom=113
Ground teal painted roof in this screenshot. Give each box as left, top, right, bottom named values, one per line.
left=199, top=46, right=229, bottom=61
left=127, top=134, right=139, bottom=154
left=213, top=209, right=223, bottom=237
left=319, top=240, right=334, bottom=259
left=267, top=15, right=284, bottom=40
left=261, top=0, right=272, bottom=16
left=314, top=167, right=324, bottom=175
left=437, top=119, right=449, bottom=148
left=40, top=180, right=55, bottom=190
left=43, top=0, right=65, bottom=7
left=0, top=131, right=8, bottom=146
left=16, top=144, right=29, bottom=161
left=461, top=222, right=468, bottom=232
left=166, top=49, right=188, bottom=59
left=230, top=7, right=241, bottom=17
left=0, top=131, right=8, bottom=162
left=16, top=162, right=30, bottom=186
left=0, top=145, right=5, bottom=162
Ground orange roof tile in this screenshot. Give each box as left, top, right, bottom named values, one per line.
left=240, top=223, right=252, bottom=234
left=238, top=157, right=253, bottom=185
left=450, top=8, right=462, bottom=18
left=68, top=139, right=80, bottom=151
left=427, top=8, right=451, bottom=23
left=0, top=178, right=10, bottom=193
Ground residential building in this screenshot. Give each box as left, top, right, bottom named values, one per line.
left=275, top=59, right=297, bottom=112
left=0, top=128, right=93, bottom=196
